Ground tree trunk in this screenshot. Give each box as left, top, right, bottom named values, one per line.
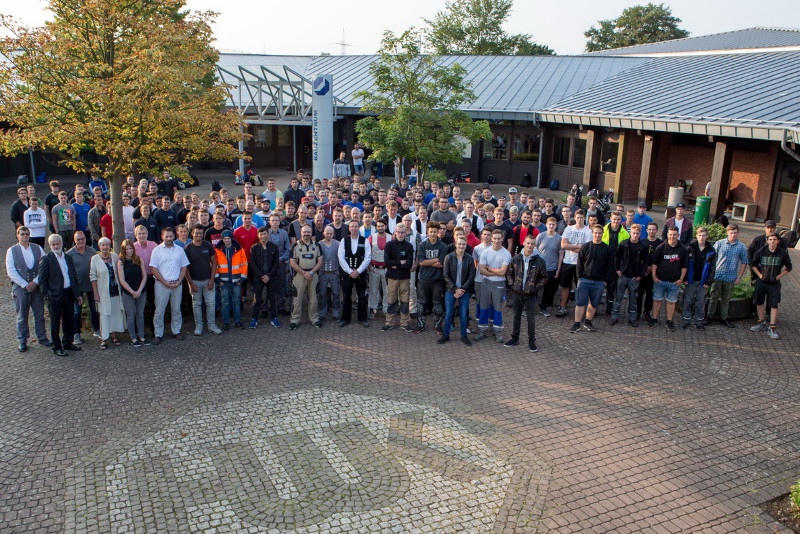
left=109, top=171, right=125, bottom=252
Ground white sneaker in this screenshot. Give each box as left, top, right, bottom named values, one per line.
left=194, top=327, right=203, bottom=336
left=208, top=325, right=223, bottom=335
left=768, top=327, right=780, bottom=340
left=73, top=334, right=83, bottom=345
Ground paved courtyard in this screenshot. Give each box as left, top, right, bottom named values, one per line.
left=1, top=174, right=799, bottom=533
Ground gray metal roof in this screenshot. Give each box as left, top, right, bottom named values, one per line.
left=538, top=51, right=800, bottom=142
left=587, top=27, right=800, bottom=56
left=304, top=54, right=652, bottom=119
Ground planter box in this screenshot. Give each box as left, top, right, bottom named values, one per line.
left=676, top=294, right=753, bottom=320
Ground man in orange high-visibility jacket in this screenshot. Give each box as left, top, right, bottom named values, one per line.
left=215, top=230, right=248, bottom=329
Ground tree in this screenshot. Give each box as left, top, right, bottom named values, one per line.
left=0, top=0, right=245, bottom=250
left=425, top=0, right=553, bottom=56
left=354, top=28, right=491, bottom=179
left=584, top=3, right=689, bottom=52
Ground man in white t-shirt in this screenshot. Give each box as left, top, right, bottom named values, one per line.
left=352, top=143, right=365, bottom=175
left=557, top=209, right=592, bottom=317
left=475, top=229, right=512, bottom=343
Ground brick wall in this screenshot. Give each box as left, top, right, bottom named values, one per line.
left=728, top=146, right=777, bottom=220
left=666, top=145, right=714, bottom=199
left=621, top=134, right=643, bottom=202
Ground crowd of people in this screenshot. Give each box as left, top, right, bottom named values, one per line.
left=6, top=168, right=792, bottom=357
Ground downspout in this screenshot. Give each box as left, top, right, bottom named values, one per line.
left=533, top=113, right=544, bottom=188
left=781, top=130, right=800, bottom=232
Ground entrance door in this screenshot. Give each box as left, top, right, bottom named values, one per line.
left=771, top=153, right=800, bottom=226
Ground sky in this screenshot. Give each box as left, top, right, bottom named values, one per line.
left=4, top=0, right=800, bottom=56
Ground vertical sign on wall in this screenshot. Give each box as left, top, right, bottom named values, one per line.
left=312, top=75, right=334, bottom=180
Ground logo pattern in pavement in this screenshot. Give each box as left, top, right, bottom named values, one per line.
left=65, top=389, right=549, bottom=532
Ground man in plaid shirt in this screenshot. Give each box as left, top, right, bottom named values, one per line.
left=706, top=224, right=749, bottom=328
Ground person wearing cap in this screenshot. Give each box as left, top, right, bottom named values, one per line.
left=747, top=220, right=787, bottom=266
left=288, top=224, right=323, bottom=329
left=507, top=188, right=525, bottom=214
left=633, top=202, right=653, bottom=228
left=750, top=232, right=792, bottom=339
left=662, top=203, right=693, bottom=246
left=215, top=229, right=248, bottom=330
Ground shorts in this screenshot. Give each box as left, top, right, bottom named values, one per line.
left=653, top=280, right=680, bottom=303
left=575, top=278, right=605, bottom=308
left=754, top=281, right=781, bottom=308
left=559, top=264, right=577, bottom=288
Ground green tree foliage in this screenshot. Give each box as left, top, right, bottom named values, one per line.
left=355, top=28, right=492, bottom=176
left=584, top=3, right=690, bottom=52
left=425, top=0, right=553, bottom=56
left=0, top=0, right=245, bottom=249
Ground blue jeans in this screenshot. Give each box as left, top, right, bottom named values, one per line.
left=612, top=276, right=640, bottom=321
left=219, top=282, right=241, bottom=324
left=444, top=291, right=470, bottom=338
left=576, top=278, right=605, bottom=308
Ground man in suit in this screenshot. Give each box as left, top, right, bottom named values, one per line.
left=38, top=234, right=83, bottom=356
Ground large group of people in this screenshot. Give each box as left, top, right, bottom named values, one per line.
left=6, top=169, right=792, bottom=358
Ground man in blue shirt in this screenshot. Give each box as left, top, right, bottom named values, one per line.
left=706, top=224, right=748, bottom=328
left=632, top=202, right=653, bottom=228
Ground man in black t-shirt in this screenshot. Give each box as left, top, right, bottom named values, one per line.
left=637, top=222, right=662, bottom=322
left=184, top=224, right=222, bottom=336
left=649, top=227, right=688, bottom=331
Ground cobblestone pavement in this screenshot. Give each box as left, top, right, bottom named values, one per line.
left=1, top=176, right=799, bottom=533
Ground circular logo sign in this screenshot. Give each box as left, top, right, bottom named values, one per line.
left=313, top=76, right=330, bottom=96
left=65, top=389, right=548, bottom=532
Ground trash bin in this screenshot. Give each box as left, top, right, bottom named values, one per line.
left=694, top=196, right=711, bottom=225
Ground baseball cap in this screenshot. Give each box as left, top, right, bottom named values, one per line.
left=499, top=195, right=507, bottom=200
left=222, top=230, right=233, bottom=238
left=508, top=187, right=518, bottom=193
left=675, top=202, right=686, bottom=208
left=764, top=220, right=776, bottom=227
left=637, top=202, right=647, bottom=208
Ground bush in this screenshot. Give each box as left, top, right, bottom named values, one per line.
left=704, top=223, right=728, bottom=244
left=730, top=272, right=754, bottom=300
left=792, top=479, right=800, bottom=517
left=425, top=169, right=448, bottom=183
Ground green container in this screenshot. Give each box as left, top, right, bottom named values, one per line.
left=694, top=196, right=712, bottom=225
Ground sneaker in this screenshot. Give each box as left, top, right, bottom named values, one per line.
left=140, top=338, right=152, bottom=346
left=437, top=335, right=450, bottom=344
left=313, top=321, right=322, bottom=328
left=647, top=319, right=658, bottom=328
left=434, top=327, right=444, bottom=336
left=93, top=331, right=102, bottom=339
left=521, top=311, right=527, bottom=317
left=495, top=334, right=505, bottom=344
left=503, top=337, right=519, bottom=347
left=208, top=325, right=222, bottom=335
left=643, top=313, right=652, bottom=323
left=540, top=309, right=551, bottom=317
left=569, top=322, right=581, bottom=333
left=131, top=339, right=143, bottom=347
left=222, top=323, right=230, bottom=331
left=628, top=320, right=638, bottom=328
left=234, top=322, right=245, bottom=330
left=289, top=323, right=298, bottom=330
left=666, top=320, right=675, bottom=332
left=194, top=327, right=203, bottom=336
left=529, top=342, right=538, bottom=353
left=609, top=318, right=618, bottom=326
left=680, top=322, right=690, bottom=330
left=152, top=337, right=163, bottom=345
left=723, top=319, right=736, bottom=329
left=768, top=326, right=780, bottom=339
left=173, top=333, right=185, bottom=341
left=381, top=325, right=393, bottom=332
left=750, top=321, right=768, bottom=332
left=696, top=324, right=705, bottom=331
left=249, top=319, right=258, bottom=329
left=473, top=332, right=487, bottom=342
left=401, top=325, right=414, bottom=333
left=362, top=321, right=370, bottom=328
left=461, top=336, right=472, bottom=346
left=73, top=334, right=83, bottom=345
left=555, top=307, right=567, bottom=317
left=368, top=309, right=375, bottom=320
left=413, top=326, right=425, bottom=334
left=271, top=318, right=281, bottom=328
left=582, top=320, right=597, bottom=332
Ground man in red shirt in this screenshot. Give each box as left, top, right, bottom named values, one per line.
left=233, top=211, right=259, bottom=305
left=100, top=202, right=114, bottom=241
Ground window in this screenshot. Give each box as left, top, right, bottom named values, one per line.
left=572, top=138, right=587, bottom=168
left=778, top=158, right=800, bottom=193
left=513, top=133, right=540, bottom=161
left=277, top=126, right=292, bottom=147
left=254, top=126, right=273, bottom=148
left=483, top=132, right=508, bottom=160
left=600, top=140, right=619, bottom=172
left=553, top=136, right=570, bottom=166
